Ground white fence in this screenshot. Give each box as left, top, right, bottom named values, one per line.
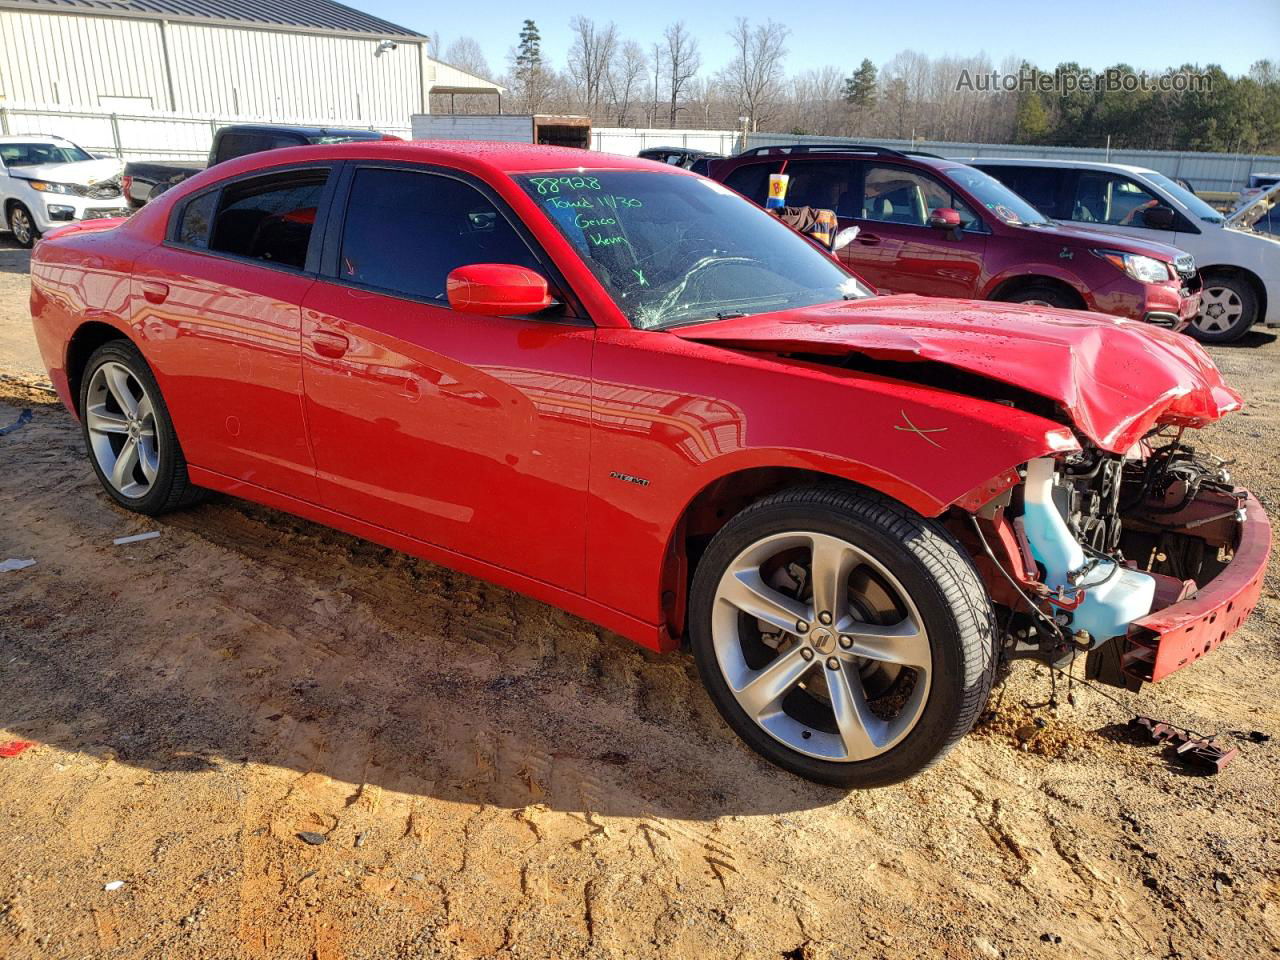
left=0, top=103, right=409, bottom=161
left=6, top=102, right=1276, bottom=193
left=593, top=128, right=744, bottom=157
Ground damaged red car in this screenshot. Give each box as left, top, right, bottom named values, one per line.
left=30, top=143, right=1270, bottom=787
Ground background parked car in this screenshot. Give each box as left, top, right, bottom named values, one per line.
left=121, top=123, right=398, bottom=209
left=967, top=158, right=1280, bottom=343
left=709, top=144, right=1201, bottom=330
left=0, top=135, right=127, bottom=247
left=637, top=146, right=724, bottom=171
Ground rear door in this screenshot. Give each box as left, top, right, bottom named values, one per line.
left=840, top=162, right=988, bottom=297
left=132, top=165, right=334, bottom=499
left=299, top=164, right=594, bottom=589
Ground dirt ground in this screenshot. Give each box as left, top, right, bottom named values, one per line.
left=1, top=236, right=1279, bottom=960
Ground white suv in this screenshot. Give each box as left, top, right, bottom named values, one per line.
left=965, top=157, right=1280, bottom=343
left=1, top=136, right=127, bottom=248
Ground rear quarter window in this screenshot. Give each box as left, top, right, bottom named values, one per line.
left=175, top=191, right=218, bottom=248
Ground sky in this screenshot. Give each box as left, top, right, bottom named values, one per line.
left=363, top=0, right=1280, bottom=80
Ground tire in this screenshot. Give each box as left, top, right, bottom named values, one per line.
left=689, top=484, right=996, bottom=788
left=1190, top=273, right=1257, bottom=343
left=8, top=202, right=39, bottom=248
left=78, top=339, right=205, bottom=515
left=998, top=283, right=1080, bottom=310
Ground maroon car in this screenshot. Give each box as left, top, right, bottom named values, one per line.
left=709, top=145, right=1201, bottom=328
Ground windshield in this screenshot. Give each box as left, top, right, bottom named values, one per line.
left=0, top=141, right=93, bottom=166
left=1145, top=172, right=1225, bottom=223
left=946, top=166, right=1051, bottom=226
left=517, top=171, right=870, bottom=329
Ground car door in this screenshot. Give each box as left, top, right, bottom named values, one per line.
left=840, top=162, right=988, bottom=298
left=299, top=163, right=594, bottom=591
left=131, top=165, right=334, bottom=500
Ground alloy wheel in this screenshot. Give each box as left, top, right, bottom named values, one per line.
left=85, top=361, right=160, bottom=498
left=10, top=206, right=32, bottom=246
left=1196, top=285, right=1244, bottom=335
left=710, top=531, right=932, bottom=762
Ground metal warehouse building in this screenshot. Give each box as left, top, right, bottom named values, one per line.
left=0, top=0, right=500, bottom=127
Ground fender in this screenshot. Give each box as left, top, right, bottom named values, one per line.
left=979, top=262, right=1088, bottom=302
left=585, top=328, right=1081, bottom=637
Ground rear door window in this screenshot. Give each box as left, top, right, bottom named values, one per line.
left=781, top=160, right=861, bottom=217
left=206, top=169, right=329, bottom=269
left=722, top=162, right=780, bottom=204
left=337, top=167, right=544, bottom=303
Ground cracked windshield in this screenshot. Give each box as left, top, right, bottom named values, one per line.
left=518, top=171, right=869, bottom=329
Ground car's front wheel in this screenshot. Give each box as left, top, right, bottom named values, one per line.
left=79, top=339, right=204, bottom=515
left=8, top=202, right=39, bottom=248
left=1191, top=273, right=1257, bottom=343
left=689, top=485, right=996, bottom=787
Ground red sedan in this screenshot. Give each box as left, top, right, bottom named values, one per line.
left=30, top=142, right=1269, bottom=787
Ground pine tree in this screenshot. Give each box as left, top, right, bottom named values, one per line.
left=514, top=19, right=547, bottom=113
left=843, top=58, right=878, bottom=108
left=1013, top=91, right=1050, bottom=144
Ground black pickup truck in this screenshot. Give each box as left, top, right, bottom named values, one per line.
left=122, top=123, right=396, bottom=208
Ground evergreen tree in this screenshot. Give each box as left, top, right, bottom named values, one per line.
left=843, top=58, right=878, bottom=108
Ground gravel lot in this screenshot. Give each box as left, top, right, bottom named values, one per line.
left=1, top=238, right=1278, bottom=960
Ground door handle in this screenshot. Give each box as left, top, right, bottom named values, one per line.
left=140, top=281, right=169, bottom=304
left=310, top=330, right=350, bottom=359
left=856, top=233, right=882, bottom=245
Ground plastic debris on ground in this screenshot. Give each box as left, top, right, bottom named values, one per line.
left=0, top=408, right=32, bottom=436
left=113, top=531, right=161, bottom=546
left=0, top=558, right=36, bottom=572
left=1130, top=716, right=1239, bottom=773
left=0, top=740, right=36, bottom=758
left=103, top=881, right=125, bottom=892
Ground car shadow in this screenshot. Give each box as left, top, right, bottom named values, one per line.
left=0, top=409, right=853, bottom=822
left=0, top=236, right=32, bottom=275
left=1216, top=329, right=1277, bottom=349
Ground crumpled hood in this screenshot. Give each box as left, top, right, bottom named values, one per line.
left=671, top=295, right=1242, bottom=454
left=10, top=157, right=123, bottom=187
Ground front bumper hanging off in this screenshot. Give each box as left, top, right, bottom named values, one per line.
left=1119, top=490, right=1271, bottom=684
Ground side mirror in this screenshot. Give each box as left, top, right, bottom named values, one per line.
left=446, top=263, right=555, bottom=316
left=928, top=207, right=963, bottom=230
left=1142, top=205, right=1176, bottom=229
left=832, top=226, right=861, bottom=252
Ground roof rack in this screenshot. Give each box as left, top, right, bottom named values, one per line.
left=736, top=143, right=912, bottom=158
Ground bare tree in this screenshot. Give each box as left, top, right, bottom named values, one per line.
left=720, top=18, right=790, bottom=132
left=663, top=22, right=701, bottom=127
left=568, top=16, right=618, bottom=116
left=443, top=36, right=493, bottom=79
left=606, top=40, right=648, bottom=126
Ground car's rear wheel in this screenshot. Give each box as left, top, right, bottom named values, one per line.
left=689, top=485, right=996, bottom=787
left=8, top=202, right=39, bottom=248
left=79, top=340, right=204, bottom=515
left=1190, top=273, right=1257, bottom=343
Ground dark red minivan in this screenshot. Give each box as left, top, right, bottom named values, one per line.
left=709, top=144, right=1201, bottom=328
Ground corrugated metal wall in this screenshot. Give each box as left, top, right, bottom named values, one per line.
left=0, top=10, right=424, bottom=125
left=410, top=115, right=533, bottom=142
left=0, top=11, right=171, bottom=108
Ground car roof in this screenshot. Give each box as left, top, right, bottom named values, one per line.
left=723, top=147, right=967, bottom=174
left=960, top=156, right=1159, bottom=177
left=219, top=139, right=680, bottom=178
left=220, top=123, right=384, bottom=140
left=0, top=134, right=77, bottom=145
